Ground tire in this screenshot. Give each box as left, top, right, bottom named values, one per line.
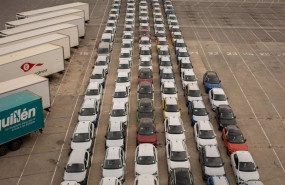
left=8, top=139, right=22, bottom=151
left=0, top=145, right=8, bottom=156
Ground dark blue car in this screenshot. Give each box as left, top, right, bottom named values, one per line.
left=203, top=71, right=221, bottom=93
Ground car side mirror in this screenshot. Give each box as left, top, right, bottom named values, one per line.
left=234, top=116, right=236, bottom=118
left=64, top=167, right=66, bottom=170
left=78, top=111, right=80, bottom=114
left=101, top=163, right=103, bottom=167
left=244, top=139, right=247, bottom=142
left=105, top=135, right=107, bottom=138
left=256, top=166, right=259, bottom=169
left=219, top=80, right=221, bottom=82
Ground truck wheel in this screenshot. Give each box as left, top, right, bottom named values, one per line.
left=8, top=139, right=22, bottom=151
left=0, top=145, right=8, bottom=156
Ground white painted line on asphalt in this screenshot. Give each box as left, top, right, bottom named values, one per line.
left=199, top=9, right=285, bottom=173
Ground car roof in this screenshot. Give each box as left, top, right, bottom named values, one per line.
left=212, top=176, right=229, bottom=185
left=112, top=102, right=125, bottom=109
left=204, top=145, right=220, bottom=157
left=118, top=60, right=129, bottom=64
left=227, top=125, right=242, bottom=136
left=140, top=46, right=150, bottom=50
left=158, top=37, right=167, bottom=41
left=160, top=56, right=171, bottom=61
left=159, top=46, right=168, bottom=51
left=235, top=151, right=254, bottom=162
left=180, top=58, right=191, bottom=63
left=92, top=67, right=104, bottom=74
left=218, top=105, right=232, bottom=112
left=162, top=67, right=173, bottom=73
left=175, top=39, right=184, bottom=43
left=135, top=175, right=157, bottom=185
left=114, top=85, right=127, bottom=92
left=68, top=150, right=86, bottom=164
left=139, top=98, right=152, bottom=105
left=100, top=177, right=119, bottom=185
left=138, top=143, right=154, bottom=156
left=167, top=117, right=183, bottom=126
left=206, top=71, right=218, bottom=77
left=117, top=71, right=129, bottom=77
left=165, top=97, right=178, bottom=105
left=140, top=37, right=150, bottom=41
left=82, top=99, right=95, bottom=108
left=106, top=147, right=121, bottom=159
left=170, top=139, right=185, bottom=151
left=121, top=49, right=130, bottom=53
left=198, top=121, right=213, bottom=130
left=140, top=56, right=151, bottom=61
left=173, top=32, right=182, bottom=35
left=192, top=100, right=206, bottom=108
left=183, top=70, right=195, bottom=75
left=178, top=48, right=188, bottom=52
left=212, top=88, right=225, bottom=94
left=187, top=83, right=199, bottom=90
left=75, top=121, right=90, bottom=133
left=96, top=56, right=108, bottom=60
left=87, top=82, right=100, bottom=89
left=109, top=121, right=122, bottom=132
left=163, top=81, right=176, bottom=88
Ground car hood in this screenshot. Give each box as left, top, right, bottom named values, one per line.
left=181, top=68, right=194, bottom=75
left=95, top=66, right=107, bottom=70
left=84, top=95, right=101, bottom=102
left=198, top=138, right=217, bottom=146
left=193, top=115, right=209, bottom=122
left=166, top=133, right=185, bottom=142
left=183, top=81, right=197, bottom=88
left=140, top=55, right=151, bottom=60
left=187, top=96, right=203, bottom=102
left=165, top=112, right=180, bottom=119
left=239, top=171, right=260, bottom=182
left=219, top=119, right=237, bottom=127
left=116, top=82, right=130, bottom=88
left=117, top=69, right=131, bottom=74
left=228, top=142, right=248, bottom=152
left=112, top=97, right=129, bottom=105
left=169, top=160, right=190, bottom=170
left=103, top=168, right=124, bottom=178
left=64, top=171, right=86, bottom=182
left=136, top=163, right=157, bottom=175
left=139, top=66, right=153, bottom=71
left=106, top=139, right=124, bottom=148
left=162, top=94, right=178, bottom=100
left=204, top=166, right=225, bottom=176
left=109, top=116, right=127, bottom=125
left=90, top=79, right=104, bottom=83
left=161, top=78, right=175, bottom=84
left=78, top=115, right=97, bottom=122
left=71, top=141, right=92, bottom=151
left=213, top=100, right=229, bottom=107
left=137, top=134, right=156, bottom=143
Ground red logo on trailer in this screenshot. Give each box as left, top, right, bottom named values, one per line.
left=20, top=62, right=43, bottom=72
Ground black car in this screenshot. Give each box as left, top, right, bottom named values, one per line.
left=137, top=81, right=154, bottom=100
left=215, top=105, right=237, bottom=130
left=137, top=98, right=155, bottom=121
left=168, top=168, right=194, bottom=185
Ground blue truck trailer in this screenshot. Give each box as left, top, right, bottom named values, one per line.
left=0, top=91, right=44, bottom=156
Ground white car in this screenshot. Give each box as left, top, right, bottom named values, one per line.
left=154, top=18, right=164, bottom=25
left=174, top=39, right=186, bottom=54
left=112, top=85, right=129, bottom=105
left=172, top=32, right=183, bottom=44
left=167, top=14, right=177, bottom=25
left=121, top=40, right=133, bottom=55
left=95, top=55, right=110, bottom=74
left=157, top=37, right=168, bottom=51
left=117, top=59, right=131, bottom=74
left=184, top=83, right=203, bottom=106
left=139, top=56, right=153, bottom=70
left=134, top=175, right=158, bottom=185
left=161, top=81, right=178, bottom=100
left=78, top=99, right=100, bottom=127
left=109, top=101, right=129, bottom=126
left=119, top=49, right=132, bottom=63
left=71, top=121, right=95, bottom=152
left=181, top=70, right=198, bottom=89
left=164, top=117, right=186, bottom=142
left=125, top=13, right=134, bottom=20
left=99, top=177, right=122, bottom=185
left=194, top=120, right=217, bottom=150
left=166, top=139, right=190, bottom=173
left=123, top=25, right=134, bottom=35
left=154, top=24, right=165, bottom=34
left=139, top=11, right=149, bottom=20
left=179, top=58, right=193, bottom=75
left=139, top=37, right=151, bottom=49
left=106, top=20, right=117, bottom=32
left=104, top=27, right=116, bottom=39
left=125, top=18, right=135, bottom=27
left=160, top=67, right=175, bottom=85
left=159, top=56, right=172, bottom=73
left=162, top=97, right=181, bottom=120
left=102, top=147, right=125, bottom=182
left=139, top=23, right=150, bottom=31
left=209, top=88, right=229, bottom=111
left=105, top=121, right=126, bottom=149
left=177, top=48, right=190, bottom=63
left=169, top=20, right=179, bottom=30
left=231, top=151, right=260, bottom=184
left=122, top=33, right=134, bottom=43
left=116, top=72, right=131, bottom=91
left=64, top=150, right=90, bottom=184
left=158, top=46, right=170, bottom=62
left=140, top=46, right=152, bottom=60
left=135, top=144, right=158, bottom=177
left=84, top=82, right=103, bottom=104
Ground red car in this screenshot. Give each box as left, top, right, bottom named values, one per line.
left=138, top=68, right=153, bottom=83
left=139, top=29, right=151, bottom=39
left=222, top=125, right=248, bottom=155
left=136, top=118, right=157, bottom=146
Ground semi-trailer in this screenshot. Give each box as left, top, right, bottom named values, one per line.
left=0, top=24, right=79, bottom=48
left=0, top=44, right=65, bottom=82
left=0, top=34, right=71, bottom=59
left=0, top=74, right=51, bottom=110
left=0, top=91, right=44, bottom=156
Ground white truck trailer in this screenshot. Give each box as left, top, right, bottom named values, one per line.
left=0, top=16, right=85, bottom=38
left=5, top=9, right=85, bottom=29
left=0, top=44, right=65, bottom=82
left=0, top=74, right=51, bottom=109
left=0, top=34, right=70, bottom=60
left=16, top=2, right=89, bottom=21
left=0, top=24, right=79, bottom=48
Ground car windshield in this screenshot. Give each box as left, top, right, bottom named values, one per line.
left=205, top=157, right=223, bottom=167
left=157, top=32, right=165, bottom=37
left=140, top=61, right=151, bottom=66
left=214, top=94, right=227, bottom=101
left=172, top=28, right=180, bottom=32
left=66, top=163, right=85, bottom=173
left=163, top=87, right=176, bottom=94
left=137, top=156, right=156, bottom=165
left=159, top=50, right=169, bottom=55
left=107, top=23, right=115, bottom=27
left=107, top=131, right=124, bottom=140
left=220, top=112, right=235, bottom=119
left=165, top=104, right=179, bottom=112
left=120, top=53, right=130, bottom=58
left=176, top=43, right=186, bottom=47
left=184, top=75, right=196, bottom=81
left=181, top=63, right=192, bottom=69
left=86, top=89, right=99, bottom=96
left=208, top=77, right=220, bottom=84
left=239, top=162, right=256, bottom=172
left=228, top=134, right=245, bottom=144
left=104, top=30, right=112, bottom=34
left=80, top=108, right=95, bottom=116
left=104, top=159, right=122, bottom=169
left=179, top=52, right=190, bottom=57
left=111, top=109, right=126, bottom=117
left=168, top=125, right=183, bottom=134
left=188, top=90, right=201, bottom=97
left=162, top=73, right=174, bottom=79
left=138, top=125, right=155, bottom=135
left=199, top=130, right=215, bottom=139
left=170, top=151, right=188, bottom=161
left=72, top=133, right=90, bottom=142
left=124, top=27, right=132, bottom=31
left=139, top=104, right=153, bottom=112
left=139, top=86, right=152, bottom=93
left=118, top=64, right=130, bottom=69
left=140, top=72, right=152, bottom=78
left=109, top=17, right=116, bottom=20
left=161, top=61, right=171, bottom=66
left=141, top=50, right=150, bottom=55
left=156, top=20, right=163, bottom=24
left=158, top=41, right=167, bottom=45
left=193, top=108, right=207, bottom=116
left=140, top=40, right=150, bottom=44
left=98, top=48, right=109, bottom=54
left=141, top=31, right=149, bottom=35
left=96, top=61, right=106, bottom=66
left=157, top=27, right=164, bottom=31
left=122, top=43, right=131, bottom=48
left=174, top=35, right=182, bottom=39
left=102, top=38, right=111, bottom=42
left=114, top=91, right=127, bottom=98
left=117, top=77, right=129, bottom=82
left=91, top=73, right=103, bottom=79
left=123, top=35, right=132, bottom=39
